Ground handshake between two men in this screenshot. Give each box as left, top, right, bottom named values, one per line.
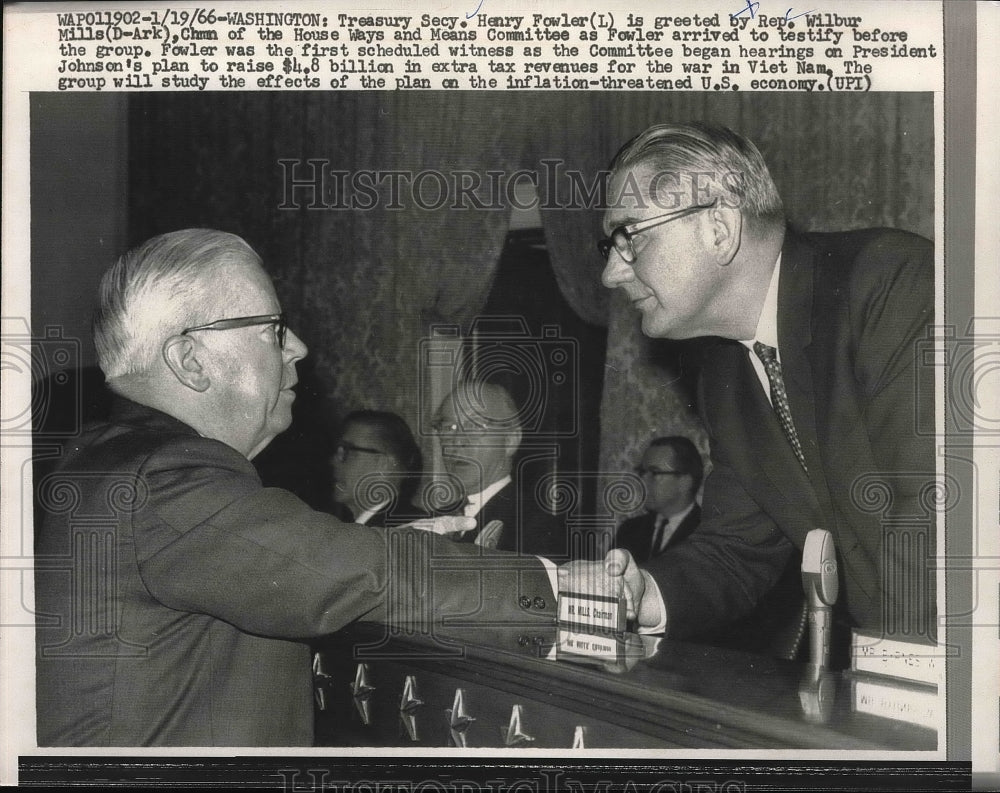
left=412, top=515, right=664, bottom=633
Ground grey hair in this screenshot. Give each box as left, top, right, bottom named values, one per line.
left=609, top=121, right=784, bottom=224
left=93, top=229, right=260, bottom=378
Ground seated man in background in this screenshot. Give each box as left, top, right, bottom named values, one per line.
left=33, top=229, right=558, bottom=747
left=330, top=409, right=428, bottom=527
left=614, top=436, right=703, bottom=563
left=431, top=380, right=567, bottom=559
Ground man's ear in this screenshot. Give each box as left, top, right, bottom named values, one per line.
left=504, top=427, right=523, bottom=457
left=162, top=335, right=210, bottom=392
left=704, top=205, right=742, bottom=266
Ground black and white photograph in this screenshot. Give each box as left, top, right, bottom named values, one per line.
left=1, top=1, right=993, bottom=790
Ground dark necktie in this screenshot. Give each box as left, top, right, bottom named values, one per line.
left=649, top=514, right=669, bottom=557
left=753, top=341, right=808, bottom=472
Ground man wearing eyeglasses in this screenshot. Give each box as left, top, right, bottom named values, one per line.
left=431, top=380, right=566, bottom=558
left=569, top=122, right=935, bottom=661
left=330, top=409, right=428, bottom=527
left=34, top=229, right=558, bottom=746
left=613, top=437, right=703, bottom=564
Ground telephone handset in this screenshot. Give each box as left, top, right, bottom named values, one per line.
left=801, top=528, right=838, bottom=669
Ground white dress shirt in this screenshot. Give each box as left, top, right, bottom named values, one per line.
left=463, top=475, right=511, bottom=517
left=739, top=252, right=783, bottom=404
left=650, top=500, right=698, bottom=556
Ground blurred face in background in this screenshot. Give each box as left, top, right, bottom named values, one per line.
left=432, top=385, right=520, bottom=498
left=331, top=422, right=401, bottom=517
left=637, top=444, right=694, bottom=516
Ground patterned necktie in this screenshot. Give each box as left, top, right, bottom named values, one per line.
left=752, top=342, right=808, bottom=471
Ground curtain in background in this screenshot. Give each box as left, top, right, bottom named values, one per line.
left=128, top=91, right=932, bottom=510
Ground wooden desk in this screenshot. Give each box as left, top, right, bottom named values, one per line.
left=312, top=621, right=937, bottom=750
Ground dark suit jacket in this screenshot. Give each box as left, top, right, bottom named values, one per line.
left=613, top=504, right=701, bottom=564
left=647, top=227, right=935, bottom=643
left=441, top=481, right=569, bottom=560
left=34, top=397, right=556, bottom=746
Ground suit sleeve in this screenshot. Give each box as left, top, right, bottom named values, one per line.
left=848, top=232, right=936, bottom=633
left=643, top=444, right=795, bottom=640
left=851, top=232, right=934, bottom=479
left=132, top=437, right=554, bottom=639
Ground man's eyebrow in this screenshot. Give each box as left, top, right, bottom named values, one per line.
left=603, top=214, right=641, bottom=234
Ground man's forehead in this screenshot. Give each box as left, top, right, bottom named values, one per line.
left=604, top=163, right=700, bottom=231
left=604, top=166, right=656, bottom=227
left=343, top=424, right=382, bottom=445
left=440, top=386, right=516, bottom=422
left=643, top=445, right=676, bottom=466
left=206, top=259, right=279, bottom=311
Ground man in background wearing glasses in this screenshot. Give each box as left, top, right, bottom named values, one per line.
left=613, top=436, right=703, bottom=564
left=430, top=380, right=566, bottom=559
left=577, top=121, right=935, bottom=664
left=33, top=228, right=557, bottom=746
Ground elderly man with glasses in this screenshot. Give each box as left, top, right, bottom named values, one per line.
left=430, top=380, right=567, bottom=558
left=568, top=121, right=936, bottom=666
left=33, top=229, right=558, bottom=747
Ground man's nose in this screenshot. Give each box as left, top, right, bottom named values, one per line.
left=601, top=250, right=634, bottom=289
left=283, top=328, right=308, bottom=361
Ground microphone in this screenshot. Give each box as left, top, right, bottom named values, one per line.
left=801, top=528, right=838, bottom=669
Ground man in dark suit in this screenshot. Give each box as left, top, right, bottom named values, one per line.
left=330, top=409, right=429, bottom=527
left=33, top=229, right=557, bottom=746
left=614, top=436, right=703, bottom=563
left=431, top=380, right=567, bottom=559
left=583, top=122, right=935, bottom=657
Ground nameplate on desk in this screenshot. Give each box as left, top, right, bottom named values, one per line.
left=557, top=590, right=625, bottom=634
left=555, top=627, right=625, bottom=662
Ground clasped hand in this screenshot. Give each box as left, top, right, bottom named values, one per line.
left=557, top=549, right=663, bottom=631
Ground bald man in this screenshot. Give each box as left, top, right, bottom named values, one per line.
left=431, top=381, right=567, bottom=559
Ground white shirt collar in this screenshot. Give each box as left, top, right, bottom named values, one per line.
left=739, top=251, right=782, bottom=353
left=464, top=475, right=512, bottom=517
left=658, top=499, right=697, bottom=527
left=354, top=498, right=390, bottom=525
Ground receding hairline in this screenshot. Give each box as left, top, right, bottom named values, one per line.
left=441, top=381, right=520, bottom=428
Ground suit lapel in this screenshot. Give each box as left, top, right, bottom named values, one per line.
left=669, top=504, right=701, bottom=546
left=704, top=342, right=823, bottom=541
left=777, top=231, right=837, bottom=519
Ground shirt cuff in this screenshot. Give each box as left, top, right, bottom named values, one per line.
left=537, top=555, right=559, bottom=601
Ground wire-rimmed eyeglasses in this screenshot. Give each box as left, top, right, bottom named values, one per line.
left=597, top=202, right=717, bottom=263
left=181, top=313, right=287, bottom=348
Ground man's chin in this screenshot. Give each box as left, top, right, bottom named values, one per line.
left=640, top=313, right=671, bottom=339
left=640, top=311, right=689, bottom=340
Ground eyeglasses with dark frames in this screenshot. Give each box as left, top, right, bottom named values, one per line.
left=597, top=201, right=717, bottom=263
left=181, top=313, right=287, bottom=348
left=634, top=466, right=686, bottom=478
left=333, top=442, right=386, bottom=462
